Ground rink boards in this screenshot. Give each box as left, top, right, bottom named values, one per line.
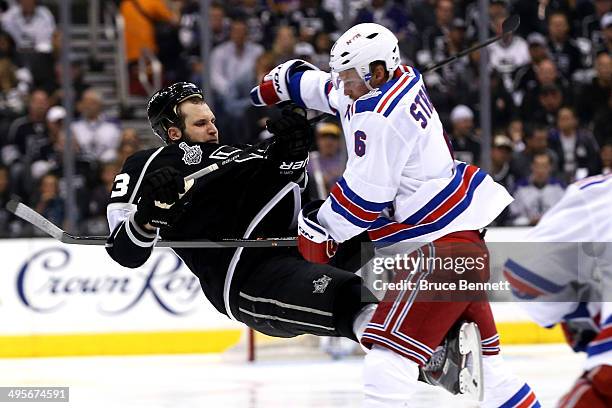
left=0, top=231, right=564, bottom=357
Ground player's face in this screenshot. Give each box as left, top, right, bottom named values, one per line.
left=335, top=69, right=370, bottom=100
left=181, top=102, right=219, bottom=144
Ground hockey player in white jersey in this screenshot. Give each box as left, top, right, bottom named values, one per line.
left=252, top=23, right=540, bottom=407
left=503, top=174, right=612, bottom=407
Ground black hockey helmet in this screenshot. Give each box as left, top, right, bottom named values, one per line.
left=147, top=82, right=204, bottom=143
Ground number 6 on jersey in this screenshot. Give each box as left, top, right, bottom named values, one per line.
left=354, top=130, right=367, bottom=157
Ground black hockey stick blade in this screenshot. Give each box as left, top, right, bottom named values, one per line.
left=6, top=200, right=297, bottom=248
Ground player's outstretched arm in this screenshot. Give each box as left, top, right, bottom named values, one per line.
left=250, top=59, right=339, bottom=115
left=106, top=166, right=187, bottom=268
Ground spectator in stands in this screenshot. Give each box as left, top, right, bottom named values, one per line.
left=549, top=106, right=601, bottom=183
left=593, top=90, right=612, bottom=146
left=511, top=123, right=560, bottom=181
left=308, top=121, right=345, bottom=196
left=0, top=164, right=23, bottom=237
left=311, top=31, right=332, bottom=70
left=488, top=1, right=530, bottom=93
left=0, top=44, right=29, bottom=132
left=576, top=51, right=612, bottom=125
left=490, top=134, right=516, bottom=193
left=48, top=56, right=90, bottom=107
left=82, top=161, right=121, bottom=235
left=32, top=172, right=64, bottom=229
left=259, top=0, right=300, bottom=47
left=270, top=24, right=297, bottom=65
left=509, top=152, right=565, bottom=226
left=449, top=105, right=480, bottom=165
left=506, top=118, right=526, bottom=152
left=293, top=0, right=337, bottom=44
left=2, top=88, right=50, bottom=173
left=1, top=0, right=55, bottom=90
left=179, top=1, right=228, bottom=66
left=120, top=128, right=141, bottom=151
left=599, top=142, right=612, bottom=175
left=546, top=11, right=584, bottom=80
left=428, top=18, right=470, bottom=92
left=1, top=0, right=54, bottom=53
left=489, top=134, right=516, bottom=226
left=513, top=33, right=550, bottom=105
left=533, top=84, right=565, bottom=126
left=71, top=88, right=121, bottom=164
left=354, top=0, right=410, bottom=42
left=120, top=0, right=178, bottom=94
left=580, top=0, right=611, bottom=50
left=520, top=58, right=571, bottom=121
left=224, top=52, right=275, bottom=145
left=421, top=0, right=453, bottom=55
left=210, top=16, right=263, bottom=97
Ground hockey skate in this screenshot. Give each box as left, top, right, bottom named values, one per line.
left=419, top=321, right=484, bottom=401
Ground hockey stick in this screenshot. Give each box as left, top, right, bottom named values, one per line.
left=5, top=200, right=297, bottom=248
left=423, top=15, right=520, bottom=73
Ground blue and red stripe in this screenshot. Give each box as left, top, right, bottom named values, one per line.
left=368, top=164, right=487, bottom=243
left=503, top=259, right=565, bottom=296
left=499, top=383, right=540, bottom=408
left=587, top=323, right=612, bottom=357
left=381, top=70, right=421, bottom=117
left=329, top=178, right=391, bottom=228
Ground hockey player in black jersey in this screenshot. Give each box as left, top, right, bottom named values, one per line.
left=106, top=82, right=376, bottom=341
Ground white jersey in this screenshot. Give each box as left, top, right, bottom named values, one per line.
left=503, top=174, right=612, bottom=369
left=288, top=66, right=512, bottom=244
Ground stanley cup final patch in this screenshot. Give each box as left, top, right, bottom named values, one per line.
left=313, top=275, right=332, bottom=294
left=179, top=142, right=202, bottom=165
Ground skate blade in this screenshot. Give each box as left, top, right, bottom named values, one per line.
left=458, top=322, right=484, bottom=401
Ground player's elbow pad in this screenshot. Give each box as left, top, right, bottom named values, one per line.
left=250, top=59, right=318, bottom=106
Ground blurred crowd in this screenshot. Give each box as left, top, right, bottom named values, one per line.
left=0, top=0, right=611, bottom=237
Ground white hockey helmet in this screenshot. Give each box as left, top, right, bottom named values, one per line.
left=329, top=23, right=400, bottom=86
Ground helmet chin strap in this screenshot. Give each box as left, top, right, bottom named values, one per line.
left=363, top=72, right=375, bottom=91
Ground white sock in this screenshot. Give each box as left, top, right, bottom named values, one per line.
left=352, top=304, right=377, bottom=352
left=363, top=345, right=420, bottom=408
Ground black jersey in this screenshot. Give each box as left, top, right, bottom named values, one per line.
left=106, top=141, right=305, bottom=316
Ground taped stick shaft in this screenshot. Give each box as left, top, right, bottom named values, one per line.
left=6, top=200, right=297, bottom=248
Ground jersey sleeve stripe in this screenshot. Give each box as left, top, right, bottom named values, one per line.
left=404, top=163, right=468, bottom=225
left=329, top=197, right=373, bottom=228
left=367, top=168, right=487, bottom=242
left=375, top=74, right=411, bottom=113
left=503, top=259, right=565, bottom=294
left=336, top=178, right=392, bottom=212
left=382, top=70, right=421, bottom=117
left=419, top=165, right=480, bottom=224
left=323, top=80, right=338, bottom=114
left=287, top=71, right=307, bottom=108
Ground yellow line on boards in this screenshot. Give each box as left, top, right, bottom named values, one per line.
left=497, top=322, right=565, bottom=344
left=0, top=322, right=565, bottom=358
left=0, top=330, right=243, bottom=358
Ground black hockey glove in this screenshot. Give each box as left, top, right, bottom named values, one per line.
left=134, top=166, right=186, bottom=229
left=266, top=107, right=313, bottom=177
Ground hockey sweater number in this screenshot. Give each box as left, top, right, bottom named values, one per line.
left=111, top=173, right=130, bottom=198
left=354, top=131, right=367, bottom=157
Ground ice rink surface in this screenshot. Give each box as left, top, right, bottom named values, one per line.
left=0, top=344, right=581, bottom=407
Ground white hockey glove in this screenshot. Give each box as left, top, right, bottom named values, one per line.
left=250, top=59, right=318, bottom=106
left=298, top=200, right=338, bottom=264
